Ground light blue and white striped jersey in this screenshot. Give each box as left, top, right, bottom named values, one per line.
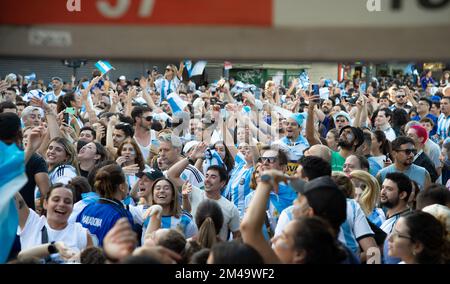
left=141, top=212, right=197, bottom=245
left=367, top=208, right=386, bottom=228
left=222, top=152, right=253, bottom=219
left=338, top=199, right=374, bottom=255
left=437, top=113, right=450, bottom=140
left=154, top=77, right=181, bottom=102
left=274, top=205, right=294, bottom=238
left=244, top=183, right=295, bottom=240
left=203, top=148, right=226, bottom=174
left=44, top=90, right=66, bottom=103
left=273, top=135, right=309, bottom=162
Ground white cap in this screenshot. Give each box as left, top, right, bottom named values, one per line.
left=183, top=141, right=200, bottom=155
left=119, top=75, right=126, bottom=81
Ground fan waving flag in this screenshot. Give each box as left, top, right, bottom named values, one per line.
left=0, top=141, right=28, bottom=263
left=94, top=60, right=115, bottom=75
left=298, top=71, right=310, bottom=90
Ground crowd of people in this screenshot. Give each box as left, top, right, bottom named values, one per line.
left=0, top=64, right=449, bottom=264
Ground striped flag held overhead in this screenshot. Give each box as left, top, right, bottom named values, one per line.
left=94, top=60, right=115, bottom=75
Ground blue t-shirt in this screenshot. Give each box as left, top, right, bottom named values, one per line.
left=412, top=113, right=438, bottom=136
left=76, top=198, right=134, bottom=247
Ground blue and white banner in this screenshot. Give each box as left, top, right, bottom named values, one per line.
left=298, top=71, right=310, bottom=90
left=94, top=60, right=115, bottom=75
left=185, top=60, right=207, bottom=78
left=0, top=141, right=28, bottom=263
left=167, top=92, right=187, bottom=114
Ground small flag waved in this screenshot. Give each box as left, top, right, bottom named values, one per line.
left=167, top=92, right=188, bottom=114
left=94, top=60, right=115, bottom=75
left=298, top=71, right=310, bottom=90
left=185, top=60, right=207, bottom=78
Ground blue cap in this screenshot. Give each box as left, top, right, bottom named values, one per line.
left=430, top=95, right=441, bottom=103
left=289, top=113, right=305, bottom=126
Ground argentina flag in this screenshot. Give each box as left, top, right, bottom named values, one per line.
left=94, top=60, right=115, bottom=75
left=0, top=141, right=28, bottom=263
left=167, top=92, right=187, bottom=114
left=184, top=60, right=207, bottom=78
left=203, top=148, right=226, bottom=174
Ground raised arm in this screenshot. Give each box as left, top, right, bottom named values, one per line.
left=139, top=77, right=159, bottom=111
left=305, top=96, right=322, bottom=146
left=14, top=192, right=30, bottom=230
left=241, top=170, right=286, bottom=264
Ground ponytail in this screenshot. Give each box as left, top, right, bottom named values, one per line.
left=94, top=164, right=125, bottom=199
left=197, top=217, right=217, bottom=249
left=195, top=200, right=224, bottom=249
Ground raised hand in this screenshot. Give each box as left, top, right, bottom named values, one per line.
left=189, top=142, right=208, bottom=160
left=122, top=164, right=140, bottom=176
left=103, top=218, right=137, bottom=262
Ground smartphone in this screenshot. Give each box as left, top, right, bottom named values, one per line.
left=65, top=107, right=76, bottom=115
left=312, top=84, right=320, bottom=95
left=63, top=112, right=70, bottom=124
left=152, top=66, right=158, bottom=72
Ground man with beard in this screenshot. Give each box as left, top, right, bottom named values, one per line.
left=272, top=113, right=310, bottom=162
left=330, top=125, right=364, bottom=172
left=389, top=88, right=411, bottom=113
left=376, top=136, right=431, bottom=190
left=132, top=106, right=157, bottom=161
left=318, top=99, right=335, bottom=138
left=44, top=77, right=65, bottom=104
left=379, top=172, right=412, bottom=264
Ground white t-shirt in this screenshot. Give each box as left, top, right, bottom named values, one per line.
left=189, top=186, right=240, bottom=241
left=19, top=209, right=89, bottom=253
left=134, top=130, right=157, bottom=162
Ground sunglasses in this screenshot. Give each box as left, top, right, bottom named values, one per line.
left=260, top=156, right=278, bottom=163
left=396, top=95, right=405, bottom=98
left=143, top=116, right=153, bottom=121
left=396, top=149, right=417, bottom=155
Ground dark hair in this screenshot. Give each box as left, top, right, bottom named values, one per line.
left=206, top=165, right=228, bottom=183
left=385, top=172, right=412, bottom=201
left=373, top=130, right=391, bottom=155
left=131, top=106, right=152, bottom=123
left=418, top=97, right=432, bottom=110
left=121, top=255, right=161, bottom=264
left=79, top=126, right=97, bottom=140
left=67, top=176, right=92, bottom=203
left=94, top=164, right=126, bottom=199
left=209, top=241, right=264, bottom=264
left=419, top=117, right=435, bottom=128
left=115, top=122, right=134, bottom=138
left=299, top=156, right=331, bottom=180
left=213, top=141, right=235, bottom=174
left=402, top=211, right=447, bottom=264
left=0, top=112, right=21, bottom=142
left=290, top=217, right=347, bottom=264
left=44, top=183, right=75, bottom=202
left=116, top=138, right=145, bottom=171
left=372, top=107, right=393, bottom=126
left=353, top=154, right=369, bottom=171
left=149, top=178, right=181, bottom=218
left=431, top=101, right=440, bottom=109
left=0, top=101, right=17, bottom=113
left=80, top=247, right=106, bottom=264
left=183, top=240, right=202, bottom=264
left=157, top=229, right=187, bottom=256
left=391, top=136, right=415, bottom=151
left=392, top=108, right=410, bottom=134
left=189, top=248, right=211, bottom=264
left=416, top=184, right=450, bottom=210
left=56, top=91, right=77, bottom=114
left=195, top=200, right=224, bottom=249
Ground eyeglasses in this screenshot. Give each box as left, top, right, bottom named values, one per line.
left=395, top=148, right=417, bottom=155
left=260, top=156, right=278, bottom=164
left=143, top=116, right=153, bottom=121
left=391, top=228, right=413, bottom=241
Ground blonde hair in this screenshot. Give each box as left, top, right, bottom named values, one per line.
left=348, top=170, right=380, bottom=216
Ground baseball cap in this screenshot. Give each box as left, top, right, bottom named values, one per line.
left=289, top=113, right=305, bottom=126
left=183, top=140, right=199, bottom=155
left=119, top=75, right=126, bottom=81
left=333, top=111, right=351, bottom=123
left=290, top=176, right=347, bottom=230
left=136, top=165, right=164, bottom=180
left=51, top=77, right=63, bottom=83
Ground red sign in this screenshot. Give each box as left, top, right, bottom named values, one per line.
left=1, top=0, right=272, bottom=26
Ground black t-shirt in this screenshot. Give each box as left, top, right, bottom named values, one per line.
left=80, top=168, right=89, bottom=178
left=19, top=153, right=48, bottom=209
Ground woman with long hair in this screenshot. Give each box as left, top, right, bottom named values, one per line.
left=388, top=211, right=449, bottom=264
left=77, top=141, right=109, bottom=178
left=142, top=178, right=197, bottom=244
left=56, top=91, right=84, bottom=131
left=46, top=137, right=78, bottom=186
left=368, top=130, right=391, bottom=169
left=194, top=200, right=224, bottom=249
left=76, top=164, right=134, bottom=246
left=116, top=138, right=146, bottom=195
left=348, top=170, right=385, bottom=227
